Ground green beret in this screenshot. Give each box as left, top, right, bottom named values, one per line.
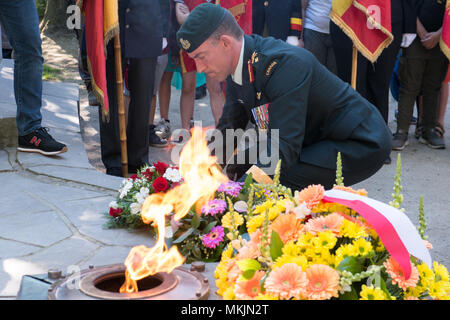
left=176, top=3, right=227, bottom=53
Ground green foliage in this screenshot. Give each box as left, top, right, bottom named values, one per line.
left=418, top=195, right=428, bottom=240
left=269, top=230, right=284, bottom=261
left=334, top=151, right=344, bottom=187
left=389, top=153, right=404, bottom=211
left=36, top=0, right=47, bottom=20
left=42, top=64, right=63, bottom=81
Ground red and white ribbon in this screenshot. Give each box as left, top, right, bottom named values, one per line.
left=323, top=189, right=432, bottom=279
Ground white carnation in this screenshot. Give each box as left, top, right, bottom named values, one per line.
left=130, top=202, right=142, bottom=215
left=163, top=167, right=182, bottom=183
left=135, top=187, right=150, bottom=204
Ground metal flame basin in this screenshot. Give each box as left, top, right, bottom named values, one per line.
left=47, top=264, right=209, bottom=300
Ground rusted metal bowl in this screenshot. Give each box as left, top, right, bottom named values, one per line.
left=48, top=264, right=209, bottom=300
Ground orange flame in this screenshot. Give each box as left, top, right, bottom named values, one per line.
left=120, top=127, right=228, bottom=293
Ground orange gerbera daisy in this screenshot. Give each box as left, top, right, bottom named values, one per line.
left=234, top=270, right=265, bottom=300
left=226, top=259, right=242, bottom=283
left=237, top=229, right=263, bottom=260
left=295, top=185, right=325, bottom=209
left=304, top=264, right=340, bottom=300
left=332, top=185, right=368, bottom=196
left=264, top=263, right=308, bottom=300
left=304, top=212, right=344, bottom=235
left=270, top=214, right=304, bottom=243
left=383, top=256, right=419, bottom=291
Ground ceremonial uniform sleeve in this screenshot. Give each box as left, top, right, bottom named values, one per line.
left=401, top=0, right=417, bottom=34
left=289, top=0, right=303, bottom=37
left=259, top=53, right=312, bottom=173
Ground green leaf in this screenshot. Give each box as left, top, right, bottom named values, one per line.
left=336, top=256, right=364, bottom=274
left=339, top=286, right=358, bottom=300
left=173, top=227, right=195, bottom=244
left=236, top=259, right=261, bottom=272
left=244, top=173, right=253, bottom=190
left=270, top=231, right=284, bottom=261
left=239, top=270, right=257, bottom=281
left=191, top=213, right=201, bottom=229
left=378, top=276, right=392, bottom=300
left=202, top=221, right=217, bottom=233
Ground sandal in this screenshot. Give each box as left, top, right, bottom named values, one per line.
left=435, top=123, right=445, bottom=139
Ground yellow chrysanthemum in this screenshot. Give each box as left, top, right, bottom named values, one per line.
left=352, top=238, right=373, bottom=256
left=311, top=203, right=351, bottom=215
left=268, top=202, right=285, bottom=220
left=405, top=285, right=426, bottom=299
left=339, top=219, right=368, bottom=239
left=282, top=240, right=301, bottom=256
left=273, top=254, right=308, bottom=270
left=256, top=293, right=278, bottom=300
left=334, top=244, right=358, bottom=266
left=428, top=280, right=450, bottom=299
left=312, top=231, right=337, bottom=250
left=216, top=278, right=231, bottom=296
left=223, top=286, right=235, bottom=300
left=433, top=261, right=450, bottom=283
left=221, top=211, right=244, bottom=230
left=417, top=262, right=434, bottom=288
left=359, top=285, right=387, bottom=300
left=246, top=214, right=265, bottom=233
left=298, top=232, right=315, bottom=247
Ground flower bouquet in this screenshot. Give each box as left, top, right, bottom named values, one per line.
left=105, top=162, right=183, bottom=229
left=214, top=155, right=450, bottom=300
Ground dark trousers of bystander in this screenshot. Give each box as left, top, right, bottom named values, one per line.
left=396, top=37, right=449, bottom=133
left=99, top=41, right=156, bottom=175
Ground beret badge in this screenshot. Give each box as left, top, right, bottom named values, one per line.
left=179, top=38, right=191, bottom=50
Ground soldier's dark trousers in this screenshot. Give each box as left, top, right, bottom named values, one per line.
left=99, top=42, right=156, bottom=173
left=396, top=37, right=449, bottom=133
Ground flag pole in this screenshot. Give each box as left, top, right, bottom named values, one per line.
left=113, top=34, right=128, bottom=178
left=351, top=45, right=358, bottom=90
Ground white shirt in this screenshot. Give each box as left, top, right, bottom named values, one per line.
left=231, top=37, right=245, bottom=86
left=304, top=0, right=333, bottom=34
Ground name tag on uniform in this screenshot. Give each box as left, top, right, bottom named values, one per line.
left=251, top=103, right=270, bottom=130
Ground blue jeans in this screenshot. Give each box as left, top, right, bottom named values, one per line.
left=0, top=0, right=43, bottom=136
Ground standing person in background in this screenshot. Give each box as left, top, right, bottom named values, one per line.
left=99, top=0, right=163, bottom=176
left=252, top=0, right=303, bottom=47
left=330, top=0, right=416, bottom=164
left=392, top=0, right=448, bottom=151
left=0, top=0, right=68, bottom=156
left=301, top=0, right=336, bottom=74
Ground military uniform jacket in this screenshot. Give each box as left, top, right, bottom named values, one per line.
left=252, top=0, right=302, bottom=41
left=118, top=0, right=163, bottom=58
left=216, top=34, right=392, bottom=173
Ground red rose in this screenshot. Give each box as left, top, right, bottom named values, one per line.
left=142, top=168, right=153, bottom=181
left=109, top=207, right=123, bottom=218
left=153, top=176, right=169, bottom=192
left=154, top=161, right=169, bottom=175
left=129, top=174, right=139, bottom=181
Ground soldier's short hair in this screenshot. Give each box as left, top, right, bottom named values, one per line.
left=209, top=9, right=244, bottom=43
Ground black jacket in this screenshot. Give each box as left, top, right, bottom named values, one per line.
left=118, top=0, right=163, bottom=58
left=216, top=35, right=391, bottom=174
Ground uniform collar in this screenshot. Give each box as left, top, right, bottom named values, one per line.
left=231, top=37, right=245, bottom=85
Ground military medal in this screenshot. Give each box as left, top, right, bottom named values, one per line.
left=251, top=104, right=270, bottom=130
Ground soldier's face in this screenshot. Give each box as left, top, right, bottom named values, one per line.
left=189, top=37, right=234, bottom=82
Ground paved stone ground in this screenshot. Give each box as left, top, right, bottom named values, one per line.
left=1, top=56, right=450, bottom=299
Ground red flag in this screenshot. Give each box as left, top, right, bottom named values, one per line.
left=440, top=0, right=450, bottom=60
left=77, top=0, right=119, bottom=119
left=217, top=0, right=252, bottom=35
left=330, top=0, right=393, bottom=63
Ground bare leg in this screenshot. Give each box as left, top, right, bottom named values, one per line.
left=180, top=71, right=196, bottom=130
left=158, top=71, right=173, bottom=121
left=206, top=75, right=224, bottom=126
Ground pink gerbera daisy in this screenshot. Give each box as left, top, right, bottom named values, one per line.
left=234, top=270, right=265, bottom=300
left=304, top=212, right=344, bottom=235
left=202, top=226, right=225, bottom=249
left=304, top=264, right=340, bottom=300
left=264, top=263, right=308, bottom=300
left=383, top=256, right=419, bottom=291
left=270, top=214, right=304, bottom=243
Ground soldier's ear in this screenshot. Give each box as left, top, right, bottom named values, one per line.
left=220, top=34, right=233, bottom=49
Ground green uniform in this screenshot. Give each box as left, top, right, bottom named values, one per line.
left=217, top=34, right=392, bottom=190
